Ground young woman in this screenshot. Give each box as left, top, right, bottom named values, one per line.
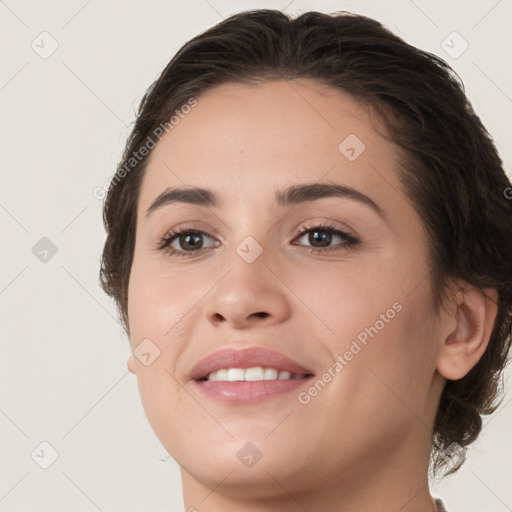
left=99, top=10, right=512, bottom=512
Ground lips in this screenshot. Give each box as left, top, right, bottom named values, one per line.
left=189, top=346, right=315, bottom=381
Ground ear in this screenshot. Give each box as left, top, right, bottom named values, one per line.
left=437, top=283, right=498, bottom=380
left=127, top=354, right=136, bottom=374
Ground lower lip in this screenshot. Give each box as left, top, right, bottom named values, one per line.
left=192, top=377, right=314, bottom=404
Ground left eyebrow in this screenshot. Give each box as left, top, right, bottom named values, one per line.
left=145, top=182, right=386, bottom=222
left=275, top=182, right=386, bottom=221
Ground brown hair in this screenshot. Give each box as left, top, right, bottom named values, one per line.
left=99, top=9, right=512, bottom=477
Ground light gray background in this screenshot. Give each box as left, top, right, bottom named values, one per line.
left=1, top=1, right=511, bottom=511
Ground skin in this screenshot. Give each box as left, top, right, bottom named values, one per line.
left=126, top=79, right=498, bottom=512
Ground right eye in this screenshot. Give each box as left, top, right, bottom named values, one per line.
left=156, top=227, right=219, bottom=257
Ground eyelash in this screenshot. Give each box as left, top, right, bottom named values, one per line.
left=155, top=222, right=360, bottom=258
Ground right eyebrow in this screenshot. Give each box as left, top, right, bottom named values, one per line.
left=145, top=186, right=218, bottom=219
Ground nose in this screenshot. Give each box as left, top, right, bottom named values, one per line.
left=203, top=257, right=291, bottom=330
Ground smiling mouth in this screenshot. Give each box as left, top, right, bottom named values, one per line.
left=189, top=346, right=315, bottom=403
left=193, top=367, right=315, bottom=404
left=197, top=366, right=312, bottom=382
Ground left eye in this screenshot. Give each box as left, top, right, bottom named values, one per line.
left=293, top=225, right=359, bottom=252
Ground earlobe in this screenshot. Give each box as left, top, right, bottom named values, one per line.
left=437, top=284, right=498, bottom=381
left=127, top=354, right=136, bottom=374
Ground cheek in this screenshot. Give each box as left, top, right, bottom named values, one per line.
left=126, top=252, right=213, bottom=424
left=284, top=256, right=409, bottom=347
left=292, top=294, right=438, bottom=468
left=126, top=256, right=188, bottom=419
left=333, top=285, right=438, bottom=423
left=127, top=254, right=194, bottom=345
left=292, top=260, right=438, bottom=423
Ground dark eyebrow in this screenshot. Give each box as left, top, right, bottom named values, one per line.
left=275, top=182, right=386, bottom=220
left=145, top=187, right=219, bottom=218
left=145, top=182, right=386, bottom=221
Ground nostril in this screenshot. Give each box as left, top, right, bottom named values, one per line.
left=253, top=312, right=269, bottom=318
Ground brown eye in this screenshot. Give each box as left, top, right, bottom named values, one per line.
left=157, top=228, right=218, bottom=257
left=176, top=232, right=204, bottom=251
left=304, top=229, right=334, bottom=247
left=294, top=224, right=359, bottom=252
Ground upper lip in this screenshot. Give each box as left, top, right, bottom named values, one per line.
left=189, top=346, right=315, bottom=381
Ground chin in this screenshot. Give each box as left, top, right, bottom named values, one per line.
left=180, top=449, right=311, bottom=501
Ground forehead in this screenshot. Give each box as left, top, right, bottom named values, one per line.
left=138, top=78, right=403, bottom=212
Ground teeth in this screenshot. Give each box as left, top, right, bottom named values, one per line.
left=206, top=366, right=304, bottom=382
left=245, top=367, right=264, bottom=381
left=226, top=368, right=245, bottom=381
left=216, top=369, right=227, bottom=381
left=263, top=368, right=278, bottom=380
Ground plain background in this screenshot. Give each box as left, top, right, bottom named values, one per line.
left=1, top=1, right=511, bottom=511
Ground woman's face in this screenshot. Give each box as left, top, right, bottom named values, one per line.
left=127, top=79, right=445, bottom=500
